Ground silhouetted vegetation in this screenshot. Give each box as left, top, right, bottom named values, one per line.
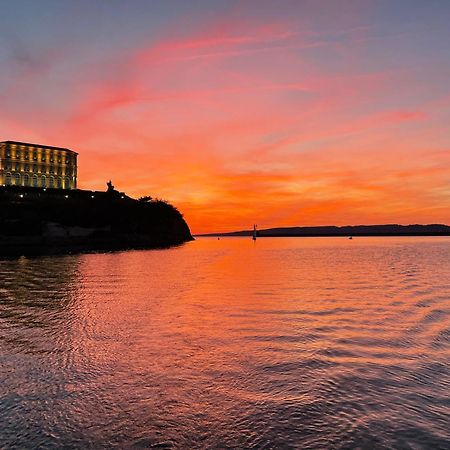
left=138, top=195, right=153, bottom=202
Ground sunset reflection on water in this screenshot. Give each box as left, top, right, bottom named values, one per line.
left=0, top=237, right=449, bottom=449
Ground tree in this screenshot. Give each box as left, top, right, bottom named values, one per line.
left=138, top=195, right=153, bottom=202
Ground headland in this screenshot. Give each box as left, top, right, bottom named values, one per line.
left=0, top=184, right=193, bottom=256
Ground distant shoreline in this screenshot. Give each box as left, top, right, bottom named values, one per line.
left=196, top=234, right=450, bottom=238
left=198, top=224, right=450, bottom=238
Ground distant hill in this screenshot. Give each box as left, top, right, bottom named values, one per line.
left=201, top=224, right=450, bottom=237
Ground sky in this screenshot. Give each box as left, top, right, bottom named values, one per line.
left=0, top=0, right=449, bottom=233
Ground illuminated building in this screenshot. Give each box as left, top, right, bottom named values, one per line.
left=0, top=141, right=77, bottom=189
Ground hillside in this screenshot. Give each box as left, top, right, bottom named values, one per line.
left=0, top=185, right=193, bottom=255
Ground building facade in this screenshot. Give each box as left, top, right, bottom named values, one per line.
left=0, top=141, right=77, bottom=189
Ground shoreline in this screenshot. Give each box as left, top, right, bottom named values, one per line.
left=0, top=236, right=194, bottom=257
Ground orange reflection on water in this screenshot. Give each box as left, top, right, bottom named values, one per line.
left=1, top=237, right=449, bottom=448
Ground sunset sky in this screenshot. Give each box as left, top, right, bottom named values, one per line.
left=1, top=0, right=449, bottom=233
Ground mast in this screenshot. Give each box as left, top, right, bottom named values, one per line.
left=253, top=224, right=257, bottom=240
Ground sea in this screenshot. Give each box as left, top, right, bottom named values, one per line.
left=0, top=237, right=449, bottom=449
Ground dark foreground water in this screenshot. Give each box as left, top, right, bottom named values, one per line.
left=0, top=237, right=449, bottom=449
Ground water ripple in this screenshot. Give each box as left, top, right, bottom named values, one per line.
left=0, top=237, right=449, bottom=449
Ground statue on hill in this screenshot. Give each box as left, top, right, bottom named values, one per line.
left=105, top=180, right=127, bottom=199
left=107, top=180, right=115, bottom=192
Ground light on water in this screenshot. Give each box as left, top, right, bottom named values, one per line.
left=0, top=237, right=449, bottom=449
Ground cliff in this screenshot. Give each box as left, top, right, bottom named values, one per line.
left=0, top=185, right=193, bottom=255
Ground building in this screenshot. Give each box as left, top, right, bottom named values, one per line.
left=0, top=141, right=77, bottom=189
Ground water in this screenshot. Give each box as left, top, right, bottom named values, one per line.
left=0, top=237, right=449, bottom=449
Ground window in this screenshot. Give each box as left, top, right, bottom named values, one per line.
left=23, top=174, right=30, bottom=186
left=41, top=175, right=46, bottom=188
left=41, top=154, right=46, bottom=162
left=49, top=152, right=54, bottom=163
left=49, top=176, right=54, bottom=188
left=13, top=173, right=20, bottom=185
left=33, top=165, right=38, bottom=173
left=32, top=175, right=38, bottom=187
left=15, top=163, right=20, bottom=171
left=16, top=151, right=21, bottom=159
left=64, top=177, right=70, bottom=188
left=5, top=173, right=12, bottom=185
left=49, top=166, right=54, bottom=174
left=33, top=152, right=37, bottom=161
left=24, top=152, right=29, bottom=160
left=65, top=156, right=70, bottom=164
left=57, top=155, right=62, bottom=163
left=57, top=177, right=62, bottom=188
left=24, top=164, right=29, bottom=172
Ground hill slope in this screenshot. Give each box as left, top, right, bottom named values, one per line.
left=0, top=186, right=193, bottom=255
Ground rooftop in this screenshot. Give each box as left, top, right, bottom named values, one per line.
left=1, top=141, right=78, bottom=154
